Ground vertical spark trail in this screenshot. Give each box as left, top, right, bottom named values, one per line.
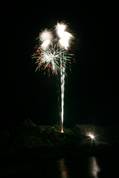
left=60, top=58, right=65, bottom=133
left=33, top=22, right=74, bottom=133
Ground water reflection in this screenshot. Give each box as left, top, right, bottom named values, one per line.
left=57, top=156, right=101, bottom=178
left=89, top=157, right=100, bottom=178
left=58, top=158, right=69, bottom=178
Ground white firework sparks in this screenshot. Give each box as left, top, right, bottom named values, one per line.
left=56, top=23, right=73, bottom=50
left=33, top=45, right=69, bottom=74
left=33, top=22, right=74, bottom=133
left=56, top=22, right=73, bottom=132
left=40, top=30, right=53, bottom=50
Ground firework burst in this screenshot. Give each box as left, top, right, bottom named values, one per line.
left=33, top=22, right=74, bottom=133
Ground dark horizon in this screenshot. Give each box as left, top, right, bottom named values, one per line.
left=1, top=2, right=118, bottom=129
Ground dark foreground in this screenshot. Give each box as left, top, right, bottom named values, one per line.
left=0, top=124, right=119, bottom=177
left=1, top=143, right=119, bottom=177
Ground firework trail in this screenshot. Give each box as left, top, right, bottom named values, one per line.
left=56, top=23, right=73, bottom=133
left=33, top=22, right=73, bottom=133
left=60, top=57, right=65, bottom=133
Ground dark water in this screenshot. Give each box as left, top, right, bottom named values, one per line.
left=0, top=150, right=119, bottom=177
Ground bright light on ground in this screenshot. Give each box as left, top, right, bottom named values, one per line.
left=87, top=132, right=96, bottom=141
left=61, top=128, right=64, bottom=133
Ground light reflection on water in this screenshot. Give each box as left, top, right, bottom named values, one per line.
left=57, top=156, right=101, bottom=178
left=89, top=157, right=100, bottom=178
left=58, top=158, right=69, bottom=178
left=3, top=154, right=115, bottom=177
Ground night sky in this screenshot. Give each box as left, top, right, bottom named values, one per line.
left=1, top=2, right=118, bottom=129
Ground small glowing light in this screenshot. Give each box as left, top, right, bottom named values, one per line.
left=61, top=128, right=64, bottom=133
left=87, top=132, right=96, bottom=141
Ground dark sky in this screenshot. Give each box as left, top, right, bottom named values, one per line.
left=1, top=2, right=118, bottom=128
